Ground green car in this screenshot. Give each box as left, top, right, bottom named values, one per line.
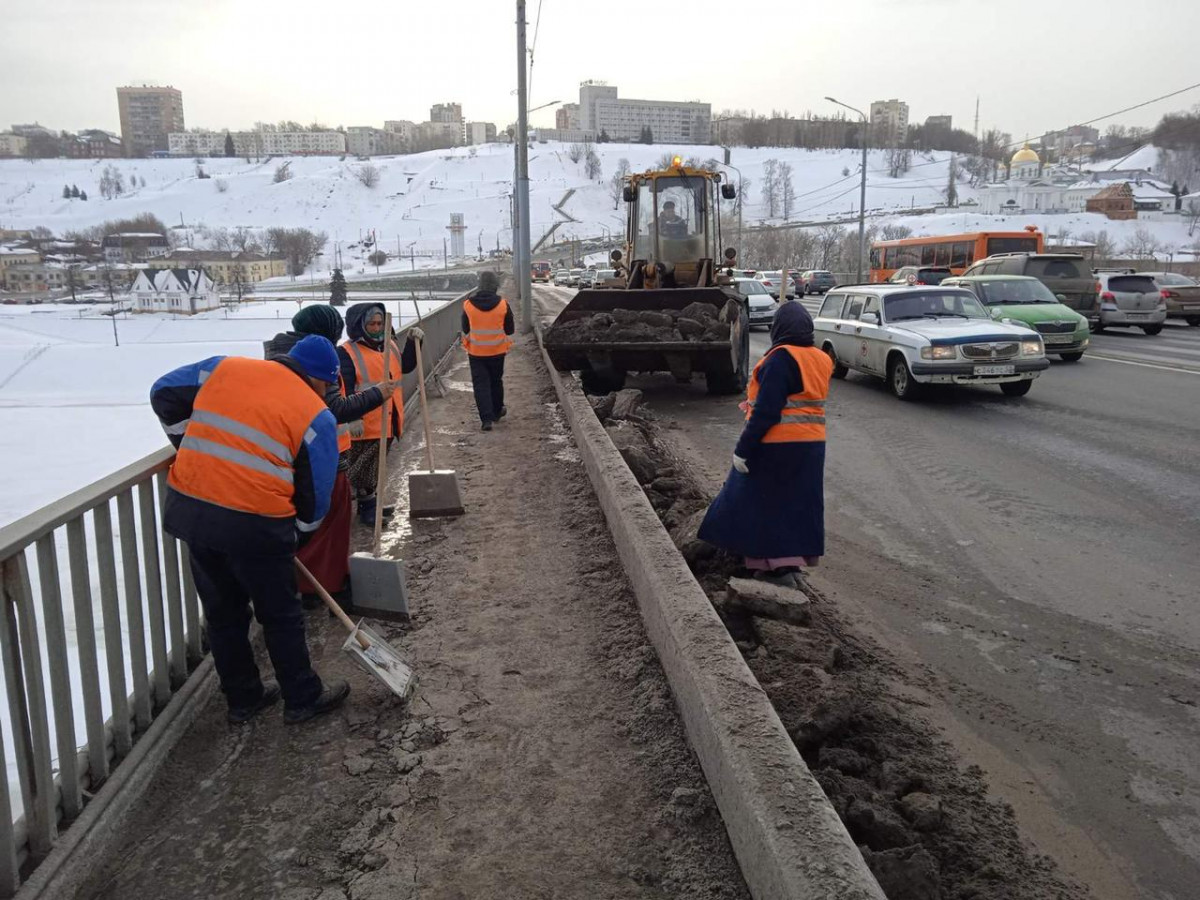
left=942, top=275, right=1091, bottom=362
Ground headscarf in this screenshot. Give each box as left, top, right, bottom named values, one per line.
left=770, top=300, right=815, bottom=348
left=291, top=304, right=344, bottom=343
left=345, top=302, right=388, bottom=348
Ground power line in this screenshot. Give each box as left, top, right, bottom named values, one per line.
left=527, top=0, right=545, bottom=100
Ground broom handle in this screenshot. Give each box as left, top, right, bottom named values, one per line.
left=373, top=312, right=393, bottom=557
left=413, top=299, right=436, bottom=472
left=295, top=559, right=370, bottom=649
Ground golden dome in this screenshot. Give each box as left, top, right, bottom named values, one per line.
left=1011, top=143, right=1040, bottom=165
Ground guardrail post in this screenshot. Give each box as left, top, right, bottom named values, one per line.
left=4, top=552, right=57, bottom=856
left=93, top=501, right=132, bottom=758
left=116, top=489, right=152, bottom=731
left=34, top=535, right=83, bottom=821
left=180, top=544, right=204, bottom=666
left=155, top=472, right=187, bottom=688
left=0, top=559, right=28, bottom=895
left=66, top=518, right=109, bottom=787
left=137, top=482, right=170, bottom=709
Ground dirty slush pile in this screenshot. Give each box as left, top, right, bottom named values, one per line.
left=547, top=302, right=731, bottom=344
left=592, top=390, right=1090, bottom=900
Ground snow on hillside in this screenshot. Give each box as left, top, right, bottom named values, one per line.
left=4, top=143, right=1195, bottom=271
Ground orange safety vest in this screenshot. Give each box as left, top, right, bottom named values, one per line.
left=744, top=345, right=833, bottom=443
left=168, top=357, right=327, bottom=518
left=341, top=339, right=403, bottom=441
left=462, top=297, right=513, bottom=357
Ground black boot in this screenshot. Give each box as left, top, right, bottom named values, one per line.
left=227, top=681, right=281, bottom=724
left=284, top=679, right=351, bottom=724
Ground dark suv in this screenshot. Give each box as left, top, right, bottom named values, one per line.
left=888, top=266, right=952, bottom=286
left=800, top=270, right=838, bottom=294
left=963, top=253, right=1099, bottom=327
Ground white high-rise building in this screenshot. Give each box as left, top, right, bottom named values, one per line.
left=573, top=81, right=710, bottom=143
left=870, top=99, right=910, bottom=146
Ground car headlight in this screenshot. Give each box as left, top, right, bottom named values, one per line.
left=920, top=346, right=956, bottom=360
left=1021, top=339, right=1043, bottom=357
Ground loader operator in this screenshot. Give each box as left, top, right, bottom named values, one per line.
left=657, top=200, right=687, bottom=238
left=150, top=336, right=351, bottom=725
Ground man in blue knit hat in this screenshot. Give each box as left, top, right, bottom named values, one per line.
left=151, top=335, right=352, bottom=725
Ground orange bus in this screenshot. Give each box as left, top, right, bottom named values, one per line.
left=531, top=260, right=552, bottom=283
left=869, top=229, right=1044, bottom=283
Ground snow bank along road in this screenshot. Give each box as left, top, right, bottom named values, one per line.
left=535, top=284, right=1200, bottom=900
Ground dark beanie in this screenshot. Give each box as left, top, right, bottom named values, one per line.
left=292, top=304, right=344, bottom=343
left=478, top=270, right=499, bottom=292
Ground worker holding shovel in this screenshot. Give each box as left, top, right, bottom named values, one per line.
left=462, top=270, right=515, bottom=431
left=337, top=303, right=423, bottom=526
left=150, top=336, right=351, bottom=724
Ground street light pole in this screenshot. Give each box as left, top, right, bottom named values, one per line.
left=515, top=0, right=533, bottom=332
left=827, top=97, right=868, bottom=282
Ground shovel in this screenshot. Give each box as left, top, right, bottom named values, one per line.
left=348, top=312, right=411, bottom=621
left=295, top=559, right=415, bottom=700
left=408, top=306, right=465, bottom=519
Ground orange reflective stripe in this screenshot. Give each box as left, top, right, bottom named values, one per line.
left=744, top=345, right=833, bottom=443
left=463, top=297, right=512, bottom=357
left=168, top=357, right=327, bottom=517
left=340, top=339, right=403, bottom=440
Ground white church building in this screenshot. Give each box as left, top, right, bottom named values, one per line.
left=977, top=145, right=1105, bottom=215
left=130, top=268, right=219, bottom=314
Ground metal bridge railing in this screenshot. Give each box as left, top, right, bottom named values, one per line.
left=0, top=449, right=200, bottom=895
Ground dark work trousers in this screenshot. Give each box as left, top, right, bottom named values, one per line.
left=468, top=353, right=507, bottom=424
left=187, top=542, right=323, bottom=711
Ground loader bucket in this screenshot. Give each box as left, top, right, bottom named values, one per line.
left=543, top=287, right=749, bottom=395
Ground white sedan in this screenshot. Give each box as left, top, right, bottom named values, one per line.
left=814, top=284, right=1050, bottom=399
left=731, top=277, right=778, bottom=328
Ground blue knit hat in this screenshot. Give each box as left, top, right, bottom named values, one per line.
left=287, top=335, right=340, bottom=383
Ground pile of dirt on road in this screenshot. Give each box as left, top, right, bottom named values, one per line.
left=547, top=303, right=731, bottom=344
left=592, top=399, right=1090, bottom=900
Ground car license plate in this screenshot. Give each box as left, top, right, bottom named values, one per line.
left=1043, top=333, right=1073, bottom=344
left=974, top=364, right=1015, bottom=376
left=1125, top=312, right=1148, bottom=318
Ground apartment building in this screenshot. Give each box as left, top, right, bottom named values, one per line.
left=430, top=103, right=463, bottom=125
left=575, top=81, right=710, bottom=143
left=869, top=98, right=910, bottom=146
left=102, top=232, right=170, bottom=263
left=3, top=263, right=69, bottom=293
left=168, top=130, right=346, bottom=157
left=0, top=133, right=29, bottom=157
left=462, top=122, right=497, bottom=145
left=117, top=85, right=185, bottom=157
left=346, top=127, right=405, bottom=157
left=149, top=251, right=286, bottom=283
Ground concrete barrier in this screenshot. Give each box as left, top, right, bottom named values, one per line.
left=535, top=334, right=885, bottom=900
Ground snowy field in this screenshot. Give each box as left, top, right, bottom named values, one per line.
left=5, top=143, right=1196, bottom=279
left=0, top=298, right=443, bottom=526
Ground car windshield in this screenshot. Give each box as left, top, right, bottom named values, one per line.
left=737, top=280, right=769, bottom=295
left=979, top=279, right=1058, bottom=305
left=885, top=290, right=989, bottom=321
left=596, top=269, right=615, bottom=279
left=919, top=269, right=951, bottom=285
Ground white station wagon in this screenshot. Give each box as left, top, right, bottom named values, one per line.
left=814, top=284, right=1050, bottom=399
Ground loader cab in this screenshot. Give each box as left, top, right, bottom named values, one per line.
left=627, top=169, right=722, bottom=270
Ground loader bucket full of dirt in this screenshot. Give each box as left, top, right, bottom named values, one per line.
left=543, top=287, right=750, bottom=395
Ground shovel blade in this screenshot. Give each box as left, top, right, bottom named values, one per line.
left=342, top=623, right=415, bottom=700
left=409, top=470, right=464, bottom=518
left=348, top=552, right=409, bottom=621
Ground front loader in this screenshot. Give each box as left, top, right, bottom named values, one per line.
left=543, top=159, right=750, bottom=395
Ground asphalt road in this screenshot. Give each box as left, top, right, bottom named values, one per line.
left=535, top=284, right=1200, bottom=899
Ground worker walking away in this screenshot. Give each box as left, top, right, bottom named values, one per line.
left=265, top=305, right=402, bottom=609
left=698, top=302, right=833, bottom=588
left=337, top=302, right=422, bottom=526
left=462, top=270, right=515, bottom=431
left=150, top=336, right=350, bottom=723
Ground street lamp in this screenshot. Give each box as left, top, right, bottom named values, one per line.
left=827, top=96, right=869, bottom=282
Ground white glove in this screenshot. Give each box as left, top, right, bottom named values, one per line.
left=348, top=420, right=365, bottom=438
left=409, top=325, right=426, bottom=343
left=732, top=454, right=749, bottom=474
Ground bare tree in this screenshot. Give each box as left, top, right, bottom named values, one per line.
left=215, top=178, right=229, bottom=193
left=98, top=164, right=126, bottom=200
left=1186, top=198, right=1200, bottom=236
left=814, top=223, right=845, bottom=269
left=779, top=162, right=796, bottom=220
left=761, top=159, right=779, bottom=218
left=273, top=161, right=292, bottom=183
left=609, top=158, right=631, bottom=209
left=1079, top=229, right=1116, bottom=264
left=584, top=149, right=602, bottom=180
left=945, top=155, right=958, bottom=207
left=356, top=164, right=381, bottom=188
left=567, top=143, right=585, bottom=164
left=886, top=146, right=912, bottom=178
left=266, top=227, right=329, bottom=276
left=1122, top=227, right=1163, bottom=261
left=880, top=224, right=913, bottom=241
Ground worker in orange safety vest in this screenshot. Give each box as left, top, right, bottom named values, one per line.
left=462, top=270, right=515, bottom=431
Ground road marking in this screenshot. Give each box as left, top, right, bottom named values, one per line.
left=1085, top=353, right=1200, bottom=375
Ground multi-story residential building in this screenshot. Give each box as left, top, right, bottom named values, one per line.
left=556, top=104, right=581, bottom=131
left=11, top=124, right=54, bottom=139
left=130, top=268, right=219, bottom=314
left=384, top=120, right=415, bottom=146
left=869, top=99, right=910, bottom=146
left=69, top=129, right=123, bottom=158
left=149, top=250, right=287, bottom=284
left=573, top=81, right=710, bottom=143
left=0, top=133, right=28, bottom=157
left=430, top=103, right=463, bottom=125
left=0, top=247, right=42, bottom=287
left=117, top=85, right=185, bottom=157
left=168, top=130, right=346, bottom=157
left=409, top=121, right=461, bottom=152
left=2, top=263, right=70, bottom=293
left=924, top=115, right=953, bottom=130
left=346, top=127, right=405, bottom=157
left=462, top=122, right=497, bottom=145
left=102, top=232, right=170, bottom=263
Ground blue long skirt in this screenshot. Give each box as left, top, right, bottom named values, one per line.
left=697, top=441, right=825, bottom=560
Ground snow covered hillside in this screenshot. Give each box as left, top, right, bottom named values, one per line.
left=3, top=142, right=1195, bottom=269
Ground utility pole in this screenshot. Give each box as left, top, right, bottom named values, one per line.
left=515, top=0, right=533, bottom=332
left=827, top=97, right=869, bottom=282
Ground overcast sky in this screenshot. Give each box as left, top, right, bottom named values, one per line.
left=5, top=0, right=1199, bottom=141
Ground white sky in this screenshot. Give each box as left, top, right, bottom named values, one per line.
left=4, top=0, right=1200, bottom=140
